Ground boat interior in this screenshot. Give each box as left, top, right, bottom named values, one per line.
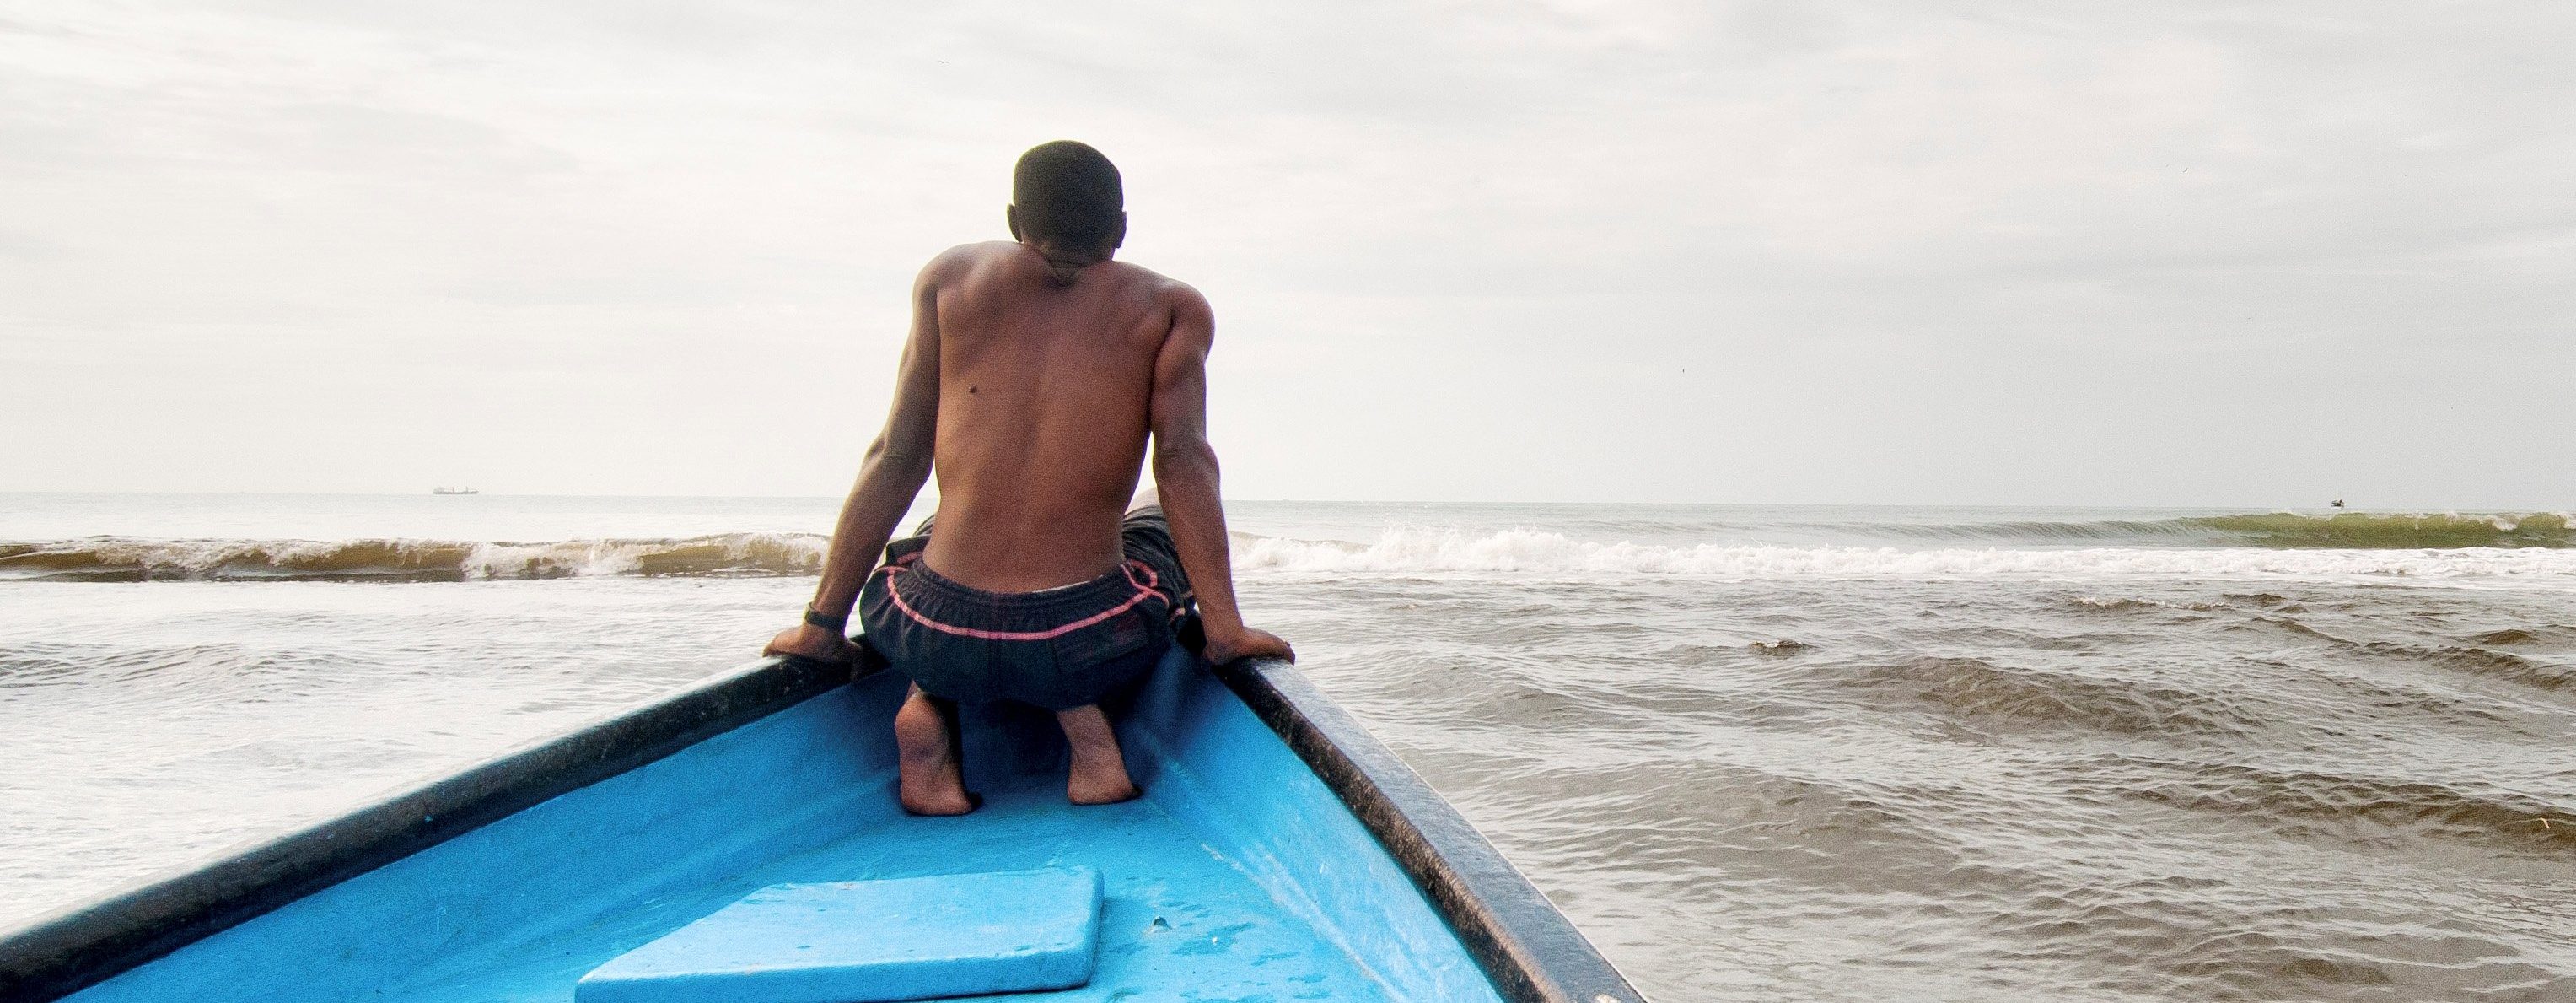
left=67, top=650, right=1506, bottom=1002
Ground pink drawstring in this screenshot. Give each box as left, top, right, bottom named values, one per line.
left=876, top=559, right=1160, bottom=642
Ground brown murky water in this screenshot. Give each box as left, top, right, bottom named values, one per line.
left=1269, top=574, right=2576, bottom=1001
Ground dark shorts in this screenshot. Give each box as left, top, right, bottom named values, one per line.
left=857, top=508, right=1197, bottom=710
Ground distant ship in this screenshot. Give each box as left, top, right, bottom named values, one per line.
left=432, top=487, right=480, bottom=496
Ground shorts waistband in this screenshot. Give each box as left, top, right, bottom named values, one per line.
left=873, top=548, right=1164, bottom=642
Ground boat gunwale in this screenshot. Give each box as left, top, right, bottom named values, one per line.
left=0, top=654, right=1643, bottom=1003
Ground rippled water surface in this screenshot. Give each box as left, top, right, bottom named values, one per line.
left=1267, top=574, right=2576, bottom=1001
left=5, top=495, right=2573, bottom=1001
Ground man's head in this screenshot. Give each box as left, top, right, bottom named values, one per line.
left=1007, top=141, right=1126, bottom=266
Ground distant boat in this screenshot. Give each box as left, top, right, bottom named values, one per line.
left=431, top=487, right=479, bottom=496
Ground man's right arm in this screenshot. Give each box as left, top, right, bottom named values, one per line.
left=1148, top=285, right=1293, bottom=666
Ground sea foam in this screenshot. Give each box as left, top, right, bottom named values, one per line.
left=8, top=526, right=2575, bottom=583
left=1233, top=526, right=2576, bottom=580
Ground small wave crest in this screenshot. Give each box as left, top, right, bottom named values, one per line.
left=2123, top=762, right=2576, bottom=855
left=1863, top=656, right=2267, bottom=738
left=1234, top=528, right=2576, bottom=579
left=0, top=534, right=828, bottom=582
left=2180, top=511, right=2573, bottom=549
left=1853, top=511, right=2573, bottom=549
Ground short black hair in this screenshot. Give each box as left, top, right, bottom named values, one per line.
left=1013, top=141, right=1122, bottom=248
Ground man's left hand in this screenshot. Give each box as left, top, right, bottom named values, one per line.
left=765, top=623, right=863, bottom=664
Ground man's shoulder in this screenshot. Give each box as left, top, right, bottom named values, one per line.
left=1097, top=261, right=1207, bottom=311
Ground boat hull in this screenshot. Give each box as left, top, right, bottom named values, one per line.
left=2, top=650, right=1642, bottom=1002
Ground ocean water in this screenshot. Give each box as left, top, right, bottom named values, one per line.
left=4, top=494, right=2573, bottom=1001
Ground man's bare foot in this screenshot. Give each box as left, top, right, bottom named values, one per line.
left=894, top=686, right=976, bottom=816
left=1056, top=704, right=1139, bottom=806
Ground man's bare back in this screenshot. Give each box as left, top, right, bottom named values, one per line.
left=765, top=141, right=1290, bottom=815
left=918, top=241, right=1185, bottom=592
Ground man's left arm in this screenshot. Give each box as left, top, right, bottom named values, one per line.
left=764, top=260, right=945, bottom=662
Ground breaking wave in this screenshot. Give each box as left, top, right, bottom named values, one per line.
left=1850, top=511, right=2573, bottom=549
left=2176, top=511, right=2572, bottom=548
left=1234, top=528, right=2576, bottom=579
left=0, top=534, right=827, bottom=582
left=10, top=519, right=2576, bottom=585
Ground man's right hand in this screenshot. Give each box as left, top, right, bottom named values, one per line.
left=765, top=623, right=862, bottom=665
left=1202, top=625, right=1294, bottom=666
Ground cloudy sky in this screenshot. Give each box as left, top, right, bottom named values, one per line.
left=3, top=2, right=2569, bottom=505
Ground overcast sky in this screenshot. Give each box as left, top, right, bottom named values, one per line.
left=3, top=2, right=2569, bottom=505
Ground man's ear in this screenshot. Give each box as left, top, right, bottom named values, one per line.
left=1005, top=204, right=1024, bottom=241
left=1111, top=211, right=1127, bottom=250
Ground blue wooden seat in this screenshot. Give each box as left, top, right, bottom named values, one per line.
left=575, top=868, right=1102, bottom=1003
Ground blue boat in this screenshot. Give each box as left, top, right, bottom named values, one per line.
left=1, top=650, right=1643, bottom=1002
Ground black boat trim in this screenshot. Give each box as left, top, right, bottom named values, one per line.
left=0, top=655, right=854, bottom=1001
left=0, top=655, right=1643, bottom=1003
left=1217, top=658, right=1646, bottom=1003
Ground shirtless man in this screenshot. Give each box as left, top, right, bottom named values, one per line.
left=764, top=141, right=1294, bottom=816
